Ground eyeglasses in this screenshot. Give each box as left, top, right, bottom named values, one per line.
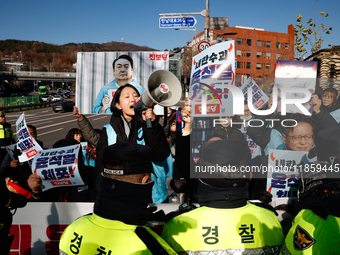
left=322, top=95, right=334, bottom=99
left=287, top=134, right=313, bottom=142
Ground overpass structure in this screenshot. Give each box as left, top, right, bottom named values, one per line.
left=2, top=71, right=76, bottom=82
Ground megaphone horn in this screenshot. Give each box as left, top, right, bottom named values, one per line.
left=134, top=70, right=182, bottom=128
left=146, top=70, right=182, bottom=107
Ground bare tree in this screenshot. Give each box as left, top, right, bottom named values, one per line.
left=295, top=1, right=332, bottom=59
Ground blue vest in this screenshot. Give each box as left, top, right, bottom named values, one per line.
left=264, top=129, right=285, bottom=155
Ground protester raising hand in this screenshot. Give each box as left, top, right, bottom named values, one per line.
left=181, top=102, right=192, bottom=132
left=310, top=94, right=322, bottom=114
left=73, top=106, right=100, bottom=147
left=73, top=106, right=84, bottom=121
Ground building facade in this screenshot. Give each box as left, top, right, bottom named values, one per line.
left=305, top=46, right=340, bottom=91
left=189, top=25, right=295, bottom=79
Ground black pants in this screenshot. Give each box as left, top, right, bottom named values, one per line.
left=0, top=207, right=14, bottom=254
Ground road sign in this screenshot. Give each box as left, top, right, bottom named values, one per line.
left=210, top=17, right=229, bottom=30
left=159, top=16, right=197, bottom=28
left=198, top=41, right=211, bottom=53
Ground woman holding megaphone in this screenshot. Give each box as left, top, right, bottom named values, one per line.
left=95, top=84, right=171, bottom=203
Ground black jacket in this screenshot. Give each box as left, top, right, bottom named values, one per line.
left=312, top=107, right=339, bottom=132
left=95, top=113, right=170, bottom=191
left=246, top=112, right=284, bottom=150
left=77, top=116, right=100, bottom=147
left=0, top=177, right=26, bottom=254
left=214, top=125, right=252, bottom=165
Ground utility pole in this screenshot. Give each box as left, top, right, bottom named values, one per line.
left=204, top=0, right=210, bottom=40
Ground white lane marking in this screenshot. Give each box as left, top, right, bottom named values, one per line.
left=10, top=113, right=73, bottom=127
left=39, top=128, right=64, bottom=136
left=10, top=113, right=102, bottom=127
left=35, top=115, right=101, bottom=130
left=7, top=114, right=37, bottom=117
left=92, top=116, right=108, bottom=121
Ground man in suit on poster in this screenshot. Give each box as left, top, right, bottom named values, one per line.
left=93, top=55, right=145, bottom=114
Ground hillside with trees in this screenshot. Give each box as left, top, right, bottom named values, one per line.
left=0, top=39, right=158, bottom=72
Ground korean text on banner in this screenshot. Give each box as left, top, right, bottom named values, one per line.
left=239, top=77, right=269, bottom=109
left=267, top=149, right=317, bottom=206
left=189, top=41, right=236, bottom=117
left=31, top=144, right=84, bottom=191
left=16, top=113, right=42, bottom=162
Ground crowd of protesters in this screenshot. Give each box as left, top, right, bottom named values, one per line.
left=1, top=72, right=340, bottom=252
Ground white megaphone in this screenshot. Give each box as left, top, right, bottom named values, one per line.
left=134, top=70, right=182, bottom=128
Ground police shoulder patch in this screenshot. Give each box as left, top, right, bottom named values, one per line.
left=293, top=225, right=315, bottom=250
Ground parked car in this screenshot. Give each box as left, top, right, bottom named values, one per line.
left=40, top=95, right=52, bottom=102
left=52, top=94, right=63, bottom=101
left=63, top=92, right=71, bottom=99
left=53, top=101, right=75, bottom=113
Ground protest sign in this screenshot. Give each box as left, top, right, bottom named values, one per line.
left=191, top=117, right=214, bottom=165
left=107, top=88, right=117, bottom=107
left=5, top=144, right=16, bottom=160
left=238, top=125, right=262, bottom=159
left=267, top=149, right=317, bottom=205
left=175, top=110, right=184, bottom=132
left=76, top=51, right=169, bottom=114
left=31, top=144, right=84, bottom=191
left=189, top=41, right=236, bottom=117
left=16, top=113, right=42, bottom=162
left=329, top=108, right=340, bottom=123
left=239, top=77, right=269, bottom=109
left=80, top=142, right=88, bottom=152
left=274, top=60, right=317, bottom=114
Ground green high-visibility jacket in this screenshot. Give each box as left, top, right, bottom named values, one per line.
left=0, top=122, right=14, bottom=146
left=162, top=203, right=284, bottom=254
left=59, top=213, right=177, bottom=255
left=281, top=209, right=340, bottom=255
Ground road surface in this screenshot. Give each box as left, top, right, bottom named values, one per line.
left=5, top=107, right=111, bottom=149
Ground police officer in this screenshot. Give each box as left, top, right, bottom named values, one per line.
left=59, top=142, right=176, bottom=254
left=162, top=139, right=285, bottom=254
left=281, top=127, right=340, bottom=254
left=0, top=111, right=15, bottom=163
